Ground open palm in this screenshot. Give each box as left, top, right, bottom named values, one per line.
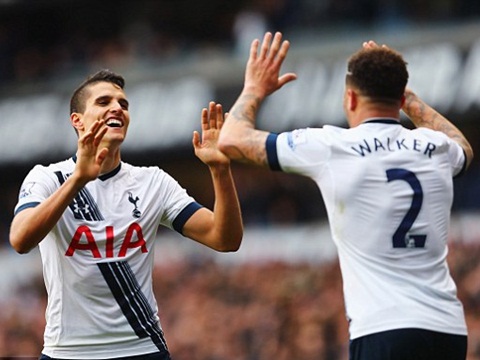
left=193, top=102, right=230, bottom=167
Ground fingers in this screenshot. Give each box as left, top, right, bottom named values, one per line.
left=201, top=101, right=223, bottom=131
left=89, top=119, right=106, bottom=135
left=93, top=126, right=108, bottom=147
left=259, top=32, right=273, bottom=59
left=201, top=107, right=209, bottom=132
left=96, top=147, right=109, bottom=166
left=79, top=119, right=106, bottom=145
left=363, top=40, right=390, bottom=50
left=269, top=32, right=282, bottom=59
left=209, top=101, right=218, bottom=129
left=363, top=40, right=379, bottom=49
left=215, top=103, right=223, bottom=129
left=255, top=32, right=289, bottom=63
left=192, top=130, right=200, bottom=149
left=276, top=37, right=290, bottom=63
left=250, top=39, right=260, bottom=61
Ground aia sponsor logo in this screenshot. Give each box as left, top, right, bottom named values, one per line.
left=65, top=223, right=148, bottom=258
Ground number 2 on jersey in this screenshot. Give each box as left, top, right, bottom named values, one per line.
left=386, top=168, right=426, bottom=248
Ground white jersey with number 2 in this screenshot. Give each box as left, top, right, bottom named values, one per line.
left=267, top=119, right=467, bottom=340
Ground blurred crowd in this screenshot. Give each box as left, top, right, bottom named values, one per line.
left=1, top=241, right=479, bottom=359
left=1, top=0, right=480, bottom=85
left=1, top=1, right=480, bottom=358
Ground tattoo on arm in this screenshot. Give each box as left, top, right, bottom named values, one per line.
left=228, top=94, right=269, bottom=166
left=230, top=94, right=261, bottom=126
left=403, top=93, right=473, bottom=166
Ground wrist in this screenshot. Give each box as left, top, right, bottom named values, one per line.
left=402, top=89, right=420, bottom=114
left=403, top=89, right=416, bottom=102
left=68, top=172, right=90, bottom=191
left=208, top=163, right=231, bottom=176
left=242, top=85, right=267, bottom=101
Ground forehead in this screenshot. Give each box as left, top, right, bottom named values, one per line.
left=85, top=81, right=126, bottom=102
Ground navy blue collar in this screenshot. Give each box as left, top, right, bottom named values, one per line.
left=362, top=118, right=401, bottom=125
left=72, top=155, right=121, bottom=181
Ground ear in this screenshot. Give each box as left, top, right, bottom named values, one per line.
left=70, top=113, right=84, bottom=132
left=400, top=94, right=406, bottom=108
left=347, top=88, right=358, bottom=111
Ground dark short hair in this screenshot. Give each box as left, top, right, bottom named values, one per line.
left=70, top=69, right=125, bottom=114
left=346, top=47, right=408, bottom=103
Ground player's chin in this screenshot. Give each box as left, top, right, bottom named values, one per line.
left=105, top=131, right=127, bottom=144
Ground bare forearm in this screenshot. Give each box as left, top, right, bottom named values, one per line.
left=219, top=90, right=270, bottom=166
left=10, top=174, right=87, bottom=253
left=403, top=90, right=473, bottom=167
left=208, top=165, right=243, bottom=251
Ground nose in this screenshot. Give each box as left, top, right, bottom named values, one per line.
left=110, top=101, right=123, bottom=113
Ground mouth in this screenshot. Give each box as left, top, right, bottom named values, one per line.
left=105, top=118, right=123, bottom=128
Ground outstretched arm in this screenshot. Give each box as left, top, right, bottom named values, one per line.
left=218, top=32, right=297, bottom=167
left=182, top=102, right=243, bottom=252
left=10, top=120, right=109, bottom=254
left=402, top=89, right=473, bottom=168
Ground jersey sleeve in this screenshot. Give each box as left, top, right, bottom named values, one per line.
left=417, top=127, right=467, bottom=177
left=266, top=128, right=331, bottom=178
left=14, top=165, right=60, bottom=215
left=156, top=171, right=203, bottom=234
left=447, top=139, right=467, bottom=178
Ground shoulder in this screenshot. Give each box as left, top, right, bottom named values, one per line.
left=410, top=127, right=460, bottom=149
left=26, top=158, right=75, bottom=179
left=120, top=162, right=178, bottom=183
left=279, top=126, right=343, bottom=143
left=121, top=162, right=164, bottom=175
left=411, top=127, right=450, bottom=141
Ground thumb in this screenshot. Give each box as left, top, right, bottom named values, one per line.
left=192, top=131, right=200, bottom=149
left=278, top=73, right=297, bottom=88
left=96, top=148, right=109, bottom=166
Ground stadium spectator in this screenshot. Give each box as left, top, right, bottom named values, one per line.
left=2, top=246, right=480, bottom=359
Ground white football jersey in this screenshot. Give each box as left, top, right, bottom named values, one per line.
left=267, top=119, right=468, bottom=340
left=14, top=157, right=202, bottom=358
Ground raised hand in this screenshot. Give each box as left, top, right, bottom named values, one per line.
left=74, top=119, right=109, bottom=184
left=193, top=102, right=230, bottom=167
left=244, top=32, right=297, bottom=99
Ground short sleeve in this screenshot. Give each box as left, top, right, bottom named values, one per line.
left=156, top=171, right=203, bottom=233
left=14, top=165, right=59, bottom=215
left=267, top=128, right=331, bottom=178
left=447, top=139, right=467, bottom=177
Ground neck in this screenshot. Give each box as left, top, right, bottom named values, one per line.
left=349, top=104, right=400, bottom=128
left=100, top=147, right=121, bottom=174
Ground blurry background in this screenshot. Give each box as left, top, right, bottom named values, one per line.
left=1, top=0, right=480, bottom=358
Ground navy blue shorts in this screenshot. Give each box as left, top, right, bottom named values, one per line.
left=349, top=328, right=467, bottom=360
left=39, top=351, right=171, bottom=360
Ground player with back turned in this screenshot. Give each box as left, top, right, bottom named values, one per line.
left=10, top=70, right=243, bottom=360
left=217, top=32, right=473, bottom=360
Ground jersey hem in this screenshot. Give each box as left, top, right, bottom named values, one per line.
left=43, top=337, right=160, bottom=359
left=350, top=322, right=468, bottom=340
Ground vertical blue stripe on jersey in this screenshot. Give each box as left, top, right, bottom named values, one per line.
left=78, top=185, right=104, bottom=221
left=98, top=261, right=168, bottom=352
left=266, top=133, right=281, bottom=171
left=54, top=171, right=104, bottom=221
